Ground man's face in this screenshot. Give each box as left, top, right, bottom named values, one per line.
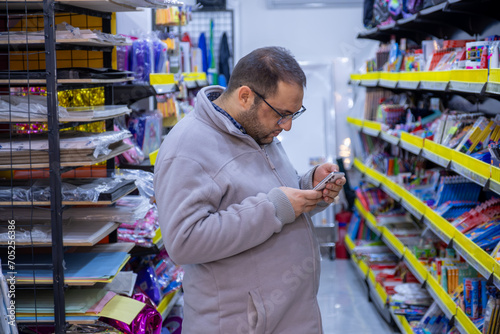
left=238, top=81, right=304, bottom=145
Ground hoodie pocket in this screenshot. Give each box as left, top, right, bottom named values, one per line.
left=248, top=289, right=266, bottom=334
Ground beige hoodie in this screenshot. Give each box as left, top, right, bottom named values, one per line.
left=154, top=86, right=326, bottom=334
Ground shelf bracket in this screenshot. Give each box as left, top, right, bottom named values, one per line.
left=448, top=315, right=456, bottom=328
left=447, top=237, right=455, bottom=249
left=487, top=272, right=495, bottom=286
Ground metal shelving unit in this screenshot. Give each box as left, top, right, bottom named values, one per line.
left=0, top=1, right=133, bottom=332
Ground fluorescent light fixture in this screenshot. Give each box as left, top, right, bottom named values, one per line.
left=266, top=0, right=363, bottom=9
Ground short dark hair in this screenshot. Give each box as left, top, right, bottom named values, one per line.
left=225, top=46, right=306, bottom=98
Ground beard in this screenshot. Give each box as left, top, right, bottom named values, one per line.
left=238, top=103, right=279, bottom=145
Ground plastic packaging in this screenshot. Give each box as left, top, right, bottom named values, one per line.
left=100, top=293, right=162, bottom=334
left=0, top=130, right=132, bottom=159
left=114, top=169, right=155, bottom=199
left=114, top=122, right=145, bottom=164
left=132, top=38, right=154, bottom=83
left=0, top=95, right=69, bottom=118
left=127, top=111, right=162, bottom=156
left=0, top=197, right=150, bottom=223
left=0, top=177, right=131, bottom=203
left=490, top=41, right=499, bottom=69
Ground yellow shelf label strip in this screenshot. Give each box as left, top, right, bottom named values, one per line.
left=452, top=150, right=491, bottom=179
left=455, top=308, right=482, bottom=334
left=426, top=276, right=457, bottom=316
left=420, top=70, right=451, bottom=82
left=405, top=251, right=429, bottom=281
left=183, top=72, right=207, bottom=81
left=152, top=228, right=162, bottom=245
left=399, top=72, right=421, bottom=82
left=361, top=72, right=380, bottom=80
left=351, top=253, right=359, bottom=264
left=358, top=259, right=369, bottom=276
left=400, top=132, right=424, bottom=149
left=345, top=234, right=356, bottom=253
left=363, top=120, right=382, bottom=131
left=489, top=68, right=500, bottom=83
left=346, top=117, right=364, bottom=127
left=423, top=140, right=454, bottom=161
left=382, top=228, right=405, bottom=256
left=375, top=282, right=388, bottom=304
left=401, top=190, right=427, bottom=216
left=355, top=199, right=382, bottom=235
left=450, top=69, right=488, bottom=83
left=150, top=73, right=176, bottom=85
left=453, top=232, right=497, bottom=274
left=491, top=166, right=500, bottom=183
left=425, top=209, right=455, bottom=240
left=367, top=268, right=376, bottom=285
left=380, top=71, right=400, bottom=81
left=350, top=74, right=362, bottom=81
left=365, top=167, right=386, bottom=184
left=353, top=158, right=366, bottom=173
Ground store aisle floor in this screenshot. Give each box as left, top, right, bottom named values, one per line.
left=318, top=259, right=398, bottom=334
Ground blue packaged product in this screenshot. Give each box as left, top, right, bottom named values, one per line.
left=136, top=264, right=162, bottom=305
left=471, top=279, right=480, bottom=319
left=464, top=278, right=472, bottom=317
left=481, top=280, right=487, bottom=317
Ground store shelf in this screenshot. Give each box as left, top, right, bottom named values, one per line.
left=0, top=108, right=131, bottom=124
left=16, top=256, right=130, bottom=286
left=354, top=160, right=500, bottom=288
left=0, top=77, right=134, bottom=86
left=354, top=159, right=500, bottom=291
left=421, top=139, right=452, bottom=168
left=356, top=0, right=500, bottom=43
left=346, top=116, right=363, bottom=130
left=1, top=0, right=139, bottom=13
left=400, top=132, right=424, bottom=156
left=349, top=70, right=494, bottom=96
left=345, top=234, right=356, bottom=254
left=0, top=184, right=136, bottom=206
left=0, top=38, right=130, bottom=51
left=354, top=199, right=382, bottom=237
left=346, top=234, right=416, bottom=330
left=449, top=150, right=490, bottom=187
left=347, top=240, right=392, bottom=323
left=390, top=306, right=414, bottom=334
left=353, top=194, right=483, bottom=334
left=16, top=316, right=100, bottom=324
left=0, top=143, right=133, bottom=170
left=361, top=120, right=382, bottom=137
left=350, top=118, right=496, bottom=191
left=2, top=221, right=120, bottom=247
left=448, top=69, right=488, bottom=94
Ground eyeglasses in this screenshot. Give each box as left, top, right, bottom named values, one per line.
left=251, top=88, right=306, bottom=125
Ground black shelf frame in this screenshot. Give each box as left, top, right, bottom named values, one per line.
left=43, top=0, right=66, bottom=332
left=0, top=1, right=117, bottom=332
left=358, top=0, right=500, bottom=43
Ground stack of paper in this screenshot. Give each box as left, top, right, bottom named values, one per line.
left=9, top=251, right=130, bottom=285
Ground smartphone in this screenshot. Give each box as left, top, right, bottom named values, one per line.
left=313, top=172, right=345, bottom=191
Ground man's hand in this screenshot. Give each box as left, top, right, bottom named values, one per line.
left=313, top=163, right=346, bottom=204
left=279, top=187, right=323, bottom=218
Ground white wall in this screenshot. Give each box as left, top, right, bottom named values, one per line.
left=116, top=8, right=153, bottom=37
left=237, top=0, right=377, bottom=70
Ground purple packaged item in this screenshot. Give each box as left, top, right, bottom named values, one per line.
left=101, top=293, right=162, bottom=334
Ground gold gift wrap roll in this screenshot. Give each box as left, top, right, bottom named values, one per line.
left=58, top=87, right=105, bottom=107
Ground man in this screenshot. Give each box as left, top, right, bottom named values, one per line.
left=154, top=46, right=346, bottom=334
